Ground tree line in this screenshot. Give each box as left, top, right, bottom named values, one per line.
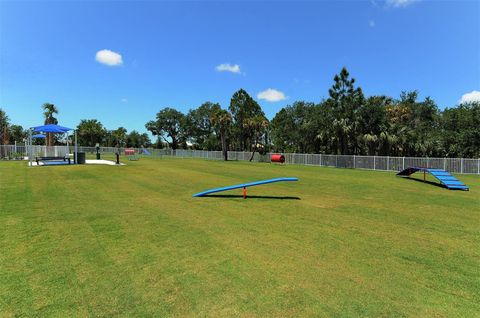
left=144, top=68, right=479, bottom=159
left=1, top=68, right=479, bottom=158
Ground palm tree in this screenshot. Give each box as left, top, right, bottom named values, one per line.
left=0, top=108, right=10, bottom=145
left=42, top=103, right=59, bottom=146
left=0, top=108, right=10, bottom=158
left=211, top=109, right=232, bottom=161
left=362, top=133, right=378, bottom=155
left=333, top=118, right=353, bottom=155
left=244, top=115, right=269, bottom=162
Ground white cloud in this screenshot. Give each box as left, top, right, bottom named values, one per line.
left=215, top=63, right=241, bottom=74
left=459, top=90, right=480, bottom=104
left=369, top=20, right=376, bottom=27
left=257, top=88, right=287, bottom=102
left=121, top=98, right=128, bottom=103
left=386, top=0, right=419, bottom=8
left=95, top=49, right=123, bottom=66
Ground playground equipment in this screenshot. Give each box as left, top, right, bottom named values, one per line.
left=193, top=177, right=299, bottom=198
left=397, top=167, right=469, bottom=191
left=271, top=154, right=285, bottom=163
left=125, top=148, right=139, bottom=161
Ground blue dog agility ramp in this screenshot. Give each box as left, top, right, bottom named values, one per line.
left=193, top=177, right=299, bottom=197
left=397, top=167, right=469, bottom=191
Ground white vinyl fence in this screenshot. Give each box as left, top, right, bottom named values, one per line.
left=1, top=144, right=479, bottom=175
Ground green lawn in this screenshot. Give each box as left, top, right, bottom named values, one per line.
left=0, top=157, right=479, bottom=317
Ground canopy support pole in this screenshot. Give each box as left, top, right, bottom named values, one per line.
left=28, top=129, right=32, bottom=167
left=74, top=130, right=78, bottom=164
left=65, top=131, right=69, bottom=159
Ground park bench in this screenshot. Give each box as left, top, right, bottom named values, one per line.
left=36, top=156, right=71, bottom=165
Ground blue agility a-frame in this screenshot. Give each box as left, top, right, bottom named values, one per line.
left=397, top=167, right=469, bottom=191
left=193, top=177, right=299, bottom=197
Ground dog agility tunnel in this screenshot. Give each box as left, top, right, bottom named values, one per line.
left=397, top=167, right=469, bottom=191
left=271, top=154, right=285, bottom=163
left=192, top=177, right=299, bottom=197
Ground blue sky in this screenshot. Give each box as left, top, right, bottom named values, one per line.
left=1, top=0, right=479, bottom=134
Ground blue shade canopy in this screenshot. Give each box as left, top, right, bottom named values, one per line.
left=32, top=134, right=46, bottom=138
left=32, top=124, right=73, bottom=133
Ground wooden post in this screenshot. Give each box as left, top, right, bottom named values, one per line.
left=243, top=187, right=246, bottom=199
left=424, top=170, right=426, bottom=182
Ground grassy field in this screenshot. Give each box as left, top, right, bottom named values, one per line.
left=0, top=157, right=479, bottom=317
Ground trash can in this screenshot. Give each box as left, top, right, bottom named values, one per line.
left=76, top=152, right=86, bottom=164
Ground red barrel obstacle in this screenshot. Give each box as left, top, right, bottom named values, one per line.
left=271, top=154, right=285, bottom=164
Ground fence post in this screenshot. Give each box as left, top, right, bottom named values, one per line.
left=373, top=156, right=376, bottom=170
left=387, top=156, right=389, bottom=171
left=402, top=157, right=405, bottom=170
left=353, top=155, right=356, bottom=169
left=461, top=158, right=464, bottom=174
left=478, top=158, right=480, bottom=175
left=444, top=158, right=446, bottom=171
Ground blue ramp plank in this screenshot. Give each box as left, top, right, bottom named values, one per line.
left=442, top=181, right=465, bottom=186
left=193, top=177, right=299, bottom=197
left=435, top=176, right=457, bottom=181
left=396, top=167, right=469, bottom=191
left=437, top=176, right=458, bottom=180
left=448, top=185, right=469, bottom=190
left=429, top=172, right=452, bottom=176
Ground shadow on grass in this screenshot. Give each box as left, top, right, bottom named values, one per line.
left=201, top=194, right=301, bottom=200
left=398, top=176, right=446, bottom=189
